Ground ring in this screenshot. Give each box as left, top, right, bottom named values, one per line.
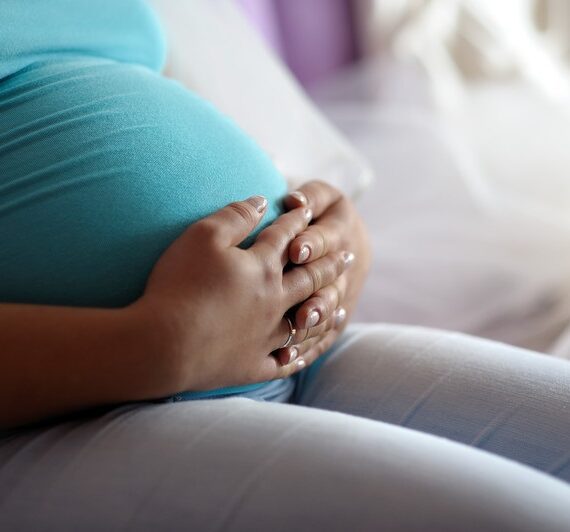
left=280, top=316, right=297, bottom=349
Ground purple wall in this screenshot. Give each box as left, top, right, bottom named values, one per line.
left=235, top=0, right=358, bottom=86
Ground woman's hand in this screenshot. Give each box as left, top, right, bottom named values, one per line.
left=274, top=181, right=372, bottom=367
left=133, top=195, right=354, bottom=395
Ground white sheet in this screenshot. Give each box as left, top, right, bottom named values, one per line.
left=313, top=56, right=570, bottom=358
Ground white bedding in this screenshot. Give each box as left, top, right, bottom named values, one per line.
left=313, top=56, right=570, bottom=358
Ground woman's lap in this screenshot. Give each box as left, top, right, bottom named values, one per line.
left=1, top=324, right=570, bottom=530
left=295, top=324, right=570, bottom=481
left=1, top=398, right=569, bottom=531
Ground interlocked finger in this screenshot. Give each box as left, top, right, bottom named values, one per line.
left=251, top=206, right=312, bottom=267
left=282, top=250, right=353, bottom=309
left=275, top=327, right=341, bottom=368
left=273, top=307, right=347, bottom=364
left=283, top=181, right=343, bottom=218
left=294, top=275, right=348, bottom=330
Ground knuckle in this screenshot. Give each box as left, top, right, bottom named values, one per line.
left=328, top=288, right=341, bottom=311
left=194, top=219, right=220, bottom=242
left=275, top=224, right=296, bottom=245
left=264, top=225, right=295, bottom=248
left=335, top=252, right=347, bottom=275
left=314, top=227, right=328, bottom=256
left=261, top=257, right=278, bottom=284
left=321, top=287, right=337, bottom=308
left=304, top=264, right=321, bottom=294
left=228, top=201, right=257, bottom=227
left=327, top=284, right=342, bottom=310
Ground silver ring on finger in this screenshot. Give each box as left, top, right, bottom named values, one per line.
left=280, top=316, right=297, bottom=349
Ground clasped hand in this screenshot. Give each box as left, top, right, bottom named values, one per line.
left=135, top=181, right=370, bottom=394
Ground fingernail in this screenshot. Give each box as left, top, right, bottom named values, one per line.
left=334, top=307, right=347, bottom=327
left=295, top=358, right=306, bottom=370
left=289, top=191, right=308, bottom=205
left=248, top=195, right=268, bottom=213
left=303, top=208, right=313, bottom=221
left=304, top=309, right=320, bottom=329
left=342, top=251, right=355, bottom=267
left=288, top=347, right=298, bottom=364
left=298, top=245, right=311, bottom=263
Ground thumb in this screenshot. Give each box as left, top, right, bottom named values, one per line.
left=197, top=195, right=268, bottom=247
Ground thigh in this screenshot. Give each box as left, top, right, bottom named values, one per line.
left=0, top=399, right=569, bottom=531
left=294, top=324, right=570, bottom=481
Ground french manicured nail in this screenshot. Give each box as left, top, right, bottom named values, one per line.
left=248, top=195, right=267, bottom=213
left=295, top=358, right=307, bottom=370
left=289, top=191, right=308, bottom=205
left=298, top=245, right=311, bottom=263
left=304, top=309, right=320, bottom=329
left=303, top=208, right=313, bottom=221
left=342, top=251, right=355, bottom=267
left=287, top=347, right=298, bottom=364
left=334, top=307, right=347, bottom=327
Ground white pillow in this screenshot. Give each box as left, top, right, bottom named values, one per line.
left=149, top=0, right=373, bottom=198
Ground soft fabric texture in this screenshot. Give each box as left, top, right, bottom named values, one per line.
left=1, top=325, right=570, bottom=531
left=0, top=0, right=167, bottom=78
left=0, top=0, right=287, bottom=398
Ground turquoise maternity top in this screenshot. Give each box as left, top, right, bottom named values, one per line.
left=0, top=0, right=290, bottom=400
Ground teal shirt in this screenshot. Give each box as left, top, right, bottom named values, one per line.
left=0, top=1, right=289, bottom=399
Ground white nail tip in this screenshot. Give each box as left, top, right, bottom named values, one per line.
left=305, top=310, right=320, bottom=328
left=299, top=246, right=311, bottom=262
left=288, top=348, right=298, bottom=363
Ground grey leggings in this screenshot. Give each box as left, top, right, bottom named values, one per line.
left=1, top=324, right=570, bottom=531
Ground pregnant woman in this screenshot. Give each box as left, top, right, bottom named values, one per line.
left=1, top=1, right=570, bottom=530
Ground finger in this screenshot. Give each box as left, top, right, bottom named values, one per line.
left=195, top=195, right=268, bottom=248
left=282, top=251, right=354, bottom=308
left=294, top=275, right=347, bottom=329
left=276, top=327, right=341, bottom=369
left=289, top=200, right=351, bottom=264
left=301, top=329, right=339, bottom=367
left=273, top=308, right=346, bottom=361
left=277, top=331, right=325, bottom=365
left=251, top=206, right=313, bottom=267
left=260, top=351, right=307, bottom=381
left=274, top=356, right=307, bottom=379
left=293, top=309, right=346, bottom=345
left=275, top=345, right=301, bottom=366
left=283, top=181, right=343, bottom=218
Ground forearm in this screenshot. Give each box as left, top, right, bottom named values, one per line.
left=0, top=303, right=172, bottom=430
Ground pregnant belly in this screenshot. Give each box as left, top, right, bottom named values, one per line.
left=0, top=58, right=287, bottom=307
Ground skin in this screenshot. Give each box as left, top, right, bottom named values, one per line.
left=0, top=194, right=355, bottom=430
left=274, top=181, right=372, bottom=367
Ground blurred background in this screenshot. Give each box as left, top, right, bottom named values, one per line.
left=232, top=0, right=570, bottom=357
left=161, top=0, right=570, bottom=357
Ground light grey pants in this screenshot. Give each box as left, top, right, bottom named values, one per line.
left=1, top=324, right=570, bottom=531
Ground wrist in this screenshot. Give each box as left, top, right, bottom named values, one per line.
left=121, top=300, right=188, bottom=400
